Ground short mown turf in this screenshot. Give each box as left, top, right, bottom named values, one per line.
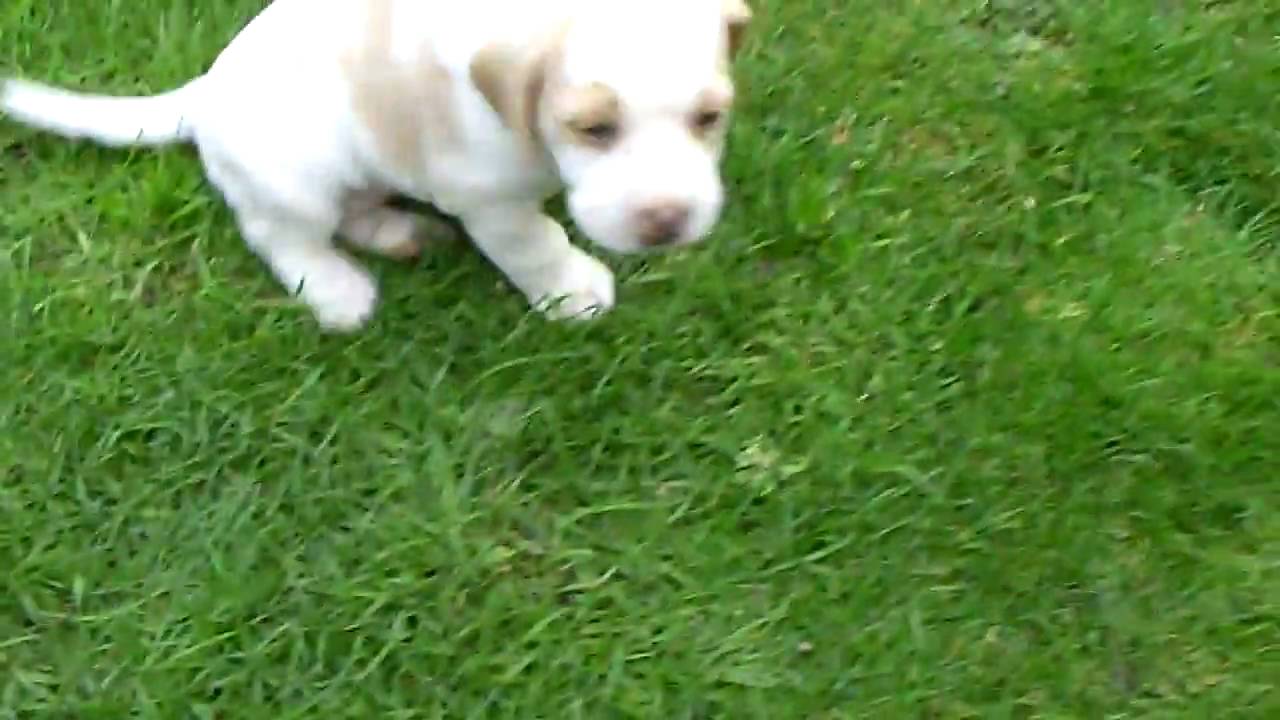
left=2, top=1, right=1278, bottom=716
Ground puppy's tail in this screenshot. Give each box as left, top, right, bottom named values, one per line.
left=0, top=76, right=202, bottom=147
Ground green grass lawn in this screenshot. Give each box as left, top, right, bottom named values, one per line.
left=2, top=0, right=1278, bottom=716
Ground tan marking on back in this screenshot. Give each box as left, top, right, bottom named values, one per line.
left=342, top=0, right=459, bottom=179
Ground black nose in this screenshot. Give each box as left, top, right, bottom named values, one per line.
left=637, top=203, right=692, bottom=246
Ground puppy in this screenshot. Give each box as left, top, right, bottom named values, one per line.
left=1, top=0, right=752, bottom=331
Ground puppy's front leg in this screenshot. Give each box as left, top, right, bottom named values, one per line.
left=460, top=204, right=615, bottom=320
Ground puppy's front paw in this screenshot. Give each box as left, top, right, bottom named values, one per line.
left=529, top=249, right=616, bottom=321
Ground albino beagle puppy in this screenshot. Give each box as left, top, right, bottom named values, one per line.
left=1, top=0, right=752, bottom=331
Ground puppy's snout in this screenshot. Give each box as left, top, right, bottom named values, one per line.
left=635, top=201, right=692, bottom=247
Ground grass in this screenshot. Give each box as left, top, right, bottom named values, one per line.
left=1, top=0, right=1278, bottom=716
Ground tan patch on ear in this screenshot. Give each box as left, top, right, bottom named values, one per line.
left=342, top=0, right=459, bottom=178
left=469, top=46, right=520, bottom=130
left=470, top=30, right=564, bottom=147
left=722, top=0, right=753, bottom=59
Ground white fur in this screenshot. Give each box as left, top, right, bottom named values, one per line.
left=1, top=0, right=744, bottom=331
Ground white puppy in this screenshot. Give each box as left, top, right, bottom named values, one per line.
left=1, top=0, right=752, bottom=331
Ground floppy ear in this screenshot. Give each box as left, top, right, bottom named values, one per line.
left=470, top=39, right=559, bottom=145
left=723, top=0, right=753, bottom=59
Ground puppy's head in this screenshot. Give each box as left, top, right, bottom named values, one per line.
left=472, top=0, right=752, bottom=253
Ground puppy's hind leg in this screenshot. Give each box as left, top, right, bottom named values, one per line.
left=235, top=203, right=380, bottom=332
left=189, top=121, right=378, bottom=330
left=338, top=194, right=459, bottom=261
left=196, top=146, right=380, bottom=332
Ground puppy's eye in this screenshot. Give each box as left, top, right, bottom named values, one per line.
left=692, top=110, right=724, bottom=132
left=577, top=121, right=620, bottom=145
